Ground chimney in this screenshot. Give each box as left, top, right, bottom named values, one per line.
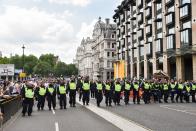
left=105, top=18, right=110, bottom=25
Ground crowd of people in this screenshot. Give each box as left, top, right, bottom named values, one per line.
left=1, top=76, right=196, bottom=117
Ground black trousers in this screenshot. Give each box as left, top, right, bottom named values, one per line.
left=69, top=90, right=76, bottom=106
left=176, top=90, right=183, bottom=102
left=143, top=90, right=150, bottom=104
left=170, top=90, right=176, bottom=102
left=47, top=95, right=56, bottom=109
left=124, top=90, right=130, bottom=104
left=96, top=90, right=103, bottom=106
left=82, top=90, right=90, bottom=105
left=191, top=90, right=196, bottom=102
left=22, top=98, right=34, bottom=115
left=163, top=90, right=169, bottom=102
left=79, top=90, right=83, bottom=101
left=133, top=91, right=140, bottom=104
left=91, top=90, right=95, bottom=98
left=114, top=91, right=121, bottom=105
left=59, top=94, right=67, bottom=108
left=105, top=90, right=112, bottom=106
left=37, top=96, right=45, bottom=110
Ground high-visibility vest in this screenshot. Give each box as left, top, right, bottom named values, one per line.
left=105, top=84, right=111, bottom=91
left=163, top=84, right=169, bottom=90
left=154, top=84, right=159, bottom=89
left=178, top=84, right=184, bottom=90
left=125, top=83, right=131, bottom=90
left=170, top=84, right=175, bottom=90
left=48, top=87, right=54, bottom=94
left=69, top=82, right=76, bottom=90
left=192, top=85, right=196, bottom=91
left=144, top=83, right=150, bottom=90
left=59, top=86, right=66, bottom=94
left=39, top=87, right=46, bottom=96
left=134, top=84, right=139, bottom=91
left=96, top=83, right=103, bottom=90
left=115, top=84, right=121, bottom=92
left=25, top=87, right=34, bottom=98
left=83, top=83, right=90, bottom=90
left=186, top=86, right=191, bottom=92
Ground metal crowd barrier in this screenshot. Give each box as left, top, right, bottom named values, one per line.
left=0, top=95, right=22, bottom=126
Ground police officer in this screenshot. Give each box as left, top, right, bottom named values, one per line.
left=82, top=77, right=90, bottom=105
left=191, top=81, right=196, bottom=102
left=36, top=83, right=46, bottom=110
left=142, top=81, right=151, bottom=104
left=104, top=80, right=112, bottom=106
left=176, top=81, right=184, bottom=103
left=132, top=81, right=140, bottom=104
left=124, top=80, right=131, bottom=105
left=96, top=80, right=103, bottom=107
left=21, top=82, right=34, bottom=116
left=163, top=80, right=169, bottom=103
left=114, top=79, right=122, bottom=105
left=46, top=83, right=56, bottom=110
left=90, top=80, right=96, bottom=98
left=185, top=82, right=191, bottom=103
left=57, top=82, right=67, bottom=109
left=169, top=80, right=176, bottom=103
left=67, top=77, right=77, bottom=107
left=77, top=77, right=83, bottom=101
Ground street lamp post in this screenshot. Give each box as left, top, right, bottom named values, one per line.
left=22, top=45, right=25, bottom=73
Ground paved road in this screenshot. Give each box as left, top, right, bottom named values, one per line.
left=4, top=103, right=121, bottom=131
left=90, top=98, right=196, bottom=131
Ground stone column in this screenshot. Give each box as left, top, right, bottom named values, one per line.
left=192, top=55, right=196, bottom=80
left=176, top=56, right=185, bottom=81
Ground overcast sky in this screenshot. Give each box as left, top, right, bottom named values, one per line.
left=0, top=0, right=122, bottom=63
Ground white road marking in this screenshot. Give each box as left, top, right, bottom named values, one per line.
left=160, top=105, right=196, bottom=116
left=52, top=108, right=55, bottom=115
left=55, top=122, right=59, bottom=131
left=76, top=99, right=150, bottom=131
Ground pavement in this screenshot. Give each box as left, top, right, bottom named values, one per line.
left=3, top=95, right=196, bottom=131
left=89, top=97, right=196, bottom=131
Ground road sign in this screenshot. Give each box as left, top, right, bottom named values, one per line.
left=0, top=64, right=15, bottom=76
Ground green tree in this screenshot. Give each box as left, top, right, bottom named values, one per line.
left=33, top=61, right=52, bottom=76
left=39, top=54, right=57, bottom=68
left=24, top=55, right=38, bottom=74
left=54, top=62, right=67, bottom=77
left=0, top=57, right=10, bottom=64
left=65, top=64, right=78, bottom=76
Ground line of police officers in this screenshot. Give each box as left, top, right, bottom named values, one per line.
left=21, top=77, right=196, bottom=116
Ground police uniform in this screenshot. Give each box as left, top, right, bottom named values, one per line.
left=185, top=83, right=191, bottom=103
left=46, top=84, right=56, bottom=110
left=132, top=82, right=140, bottom=104
left=124, top=82, right=131, bottom=105
left=163, top=83, right=169, bottom=103
left=58, top=84, right=67, bottom=109
left=104, top=82, right=112, bottom=106
left=68, top=81, right=77, bottom=107
left=143, top=82, right=151, bottom=104
left=96, top=82, right=103, bottom=107
left=21, top=83, right=34, bottom=116
left=169, top=82, right=176, bottom=103
left=176, top=83, right=184, bottom=103
left=191, top=83, right=196, bottom=102
left=82, top=81, right=90, bottom=105
left=114, top=82, right=122, bottom=105
left=36, top=86, right=46, bottom=110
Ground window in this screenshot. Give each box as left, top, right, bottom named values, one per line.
left=156, top=3, right=162, bottom=11
left=139, top=47, right=144, bottom=56
left=182, top=21, right=191, bottom=29
left=156, top=39, right=162, bottom=52
left=112, top=52, right=115, bottom=57
left=147, top=19, right=152, bottom=25
left=107, top=42, right=110, bottom=48
left=133, top=49, right=138, bottom=58
left=167, top=35, right=175, bottom=49
left=147, top=37, right=152, bottom=43
left=181, top=29, right=190, bottom=45
left=111, top=34, right=115, bottom=38
left=180, top=4, right=190, bottom=18
left=166, top=13, right=173, bottom=24
left=146, top=25, right=152, bottom=35
left=157, top=22, right=162, bottom=29
left=107, top=72, right=110, bottom=79
left=112, top=43, right=115, bottom=48
left=107, top=61, right=110, bottom=68
left=168, top=27, right=175, bottom=34
left=107, top=52, right=110, bottom=57
left=138, top=29, right=144, bottom=39
left=167, top=6, right=174, bottom=12
left=180, top=0, right=191, bottom=5
left=146, top=43, right=152, bottom=54
left=157, top=32, right=162, bottom=39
